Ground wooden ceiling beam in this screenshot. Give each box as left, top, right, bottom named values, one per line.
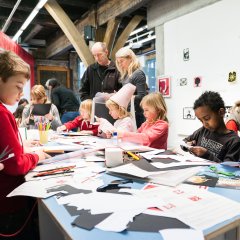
left=103, top=18, right=121, bottom=56
left=111, top=15, right=143, bottom=60
left=44, top=0, right=94, bottom=66
left=46, top=0, right=148, bottom=59
left=22, top=24, right=43, bottom=42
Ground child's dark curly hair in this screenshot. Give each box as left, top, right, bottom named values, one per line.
left=193, top=91, right=225, bottom=113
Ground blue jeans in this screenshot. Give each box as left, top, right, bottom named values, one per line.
left=61, top=111, right=79, bottom=132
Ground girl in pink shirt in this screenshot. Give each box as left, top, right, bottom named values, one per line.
left=118, top=92, right=169, bottom=149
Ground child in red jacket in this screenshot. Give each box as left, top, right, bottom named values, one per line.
left=0, top=50, right=48, bottom=239
left=57, top=99, right=99, bottom=135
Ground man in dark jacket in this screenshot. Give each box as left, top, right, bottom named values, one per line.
left=47, top=79, right=80, bottom=126
left=79, top=42, right=121, bottom=101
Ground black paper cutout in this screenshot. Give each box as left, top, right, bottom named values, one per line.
left=127, top=213, right=190, bottom=232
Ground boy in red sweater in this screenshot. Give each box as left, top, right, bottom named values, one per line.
left=0, top=50, right=48, bottom=239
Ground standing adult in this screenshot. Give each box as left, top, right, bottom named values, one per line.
left=47, top=79, right=80, bottom=124
left=115, top=47, right=147, bottom=128
left=18, top=98, right=29, bottom=107
left=79, top=42, right=121, bottom=101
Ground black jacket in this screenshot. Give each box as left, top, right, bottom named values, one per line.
left=51, top=86, right=80, bottom=115
left=79, top=61, right=121, bottom=101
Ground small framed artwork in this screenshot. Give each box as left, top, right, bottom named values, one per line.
left=183, top=107, right=195, bottom=120
left=183, top=48, right=189, bottom=61
left=194, top=76, right=202, bottom=87
left=179, top=78, right=187, bottom=86
left=158, top=75, right=171, bottom=97
left=228, top=71, right=236, bottom=82
left=224, top=106, right=232, bottom=120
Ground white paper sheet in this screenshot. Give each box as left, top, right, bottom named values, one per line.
left=148, top=167, right=202, bottom=187
left=7, top=181, right=59, bottom=198
left=107, top=163, right=153, bottom=178
left=141, top=184, right=240, bottom=231
left=96, top=209, right=143, bottom=232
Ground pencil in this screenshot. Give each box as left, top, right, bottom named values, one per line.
left=126, top=151, right=140, bottom=160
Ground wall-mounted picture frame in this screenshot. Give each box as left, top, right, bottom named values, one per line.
left=194, top=76, right=202, bottom=87
left=183, top=48, right=189, bottom=61
left=224, top=106, right=232, bottom=120
left=183, top=107, right=195, bottom=120
left=179, top=78, right=187, bottom=86
left=158, top=75, right=171, bottom=98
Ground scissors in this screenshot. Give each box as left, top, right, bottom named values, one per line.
left=97, top=179, right=133, bottom=192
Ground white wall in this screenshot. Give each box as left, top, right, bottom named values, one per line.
left=162, top=0, right=240, bottom=148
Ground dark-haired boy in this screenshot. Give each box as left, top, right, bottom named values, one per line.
left=184, top=91, right=240, bottom=162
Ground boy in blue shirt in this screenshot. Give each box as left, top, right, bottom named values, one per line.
left=184, top=91, right=240, bottom=162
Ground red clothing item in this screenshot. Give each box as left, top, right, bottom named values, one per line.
left=0, top=103, right=39, bottom=214
left=121, top=119, right=169, bottom=149
left=64, top=116, right=99, bottom=136
left=226, top=120, right=238, bottom=133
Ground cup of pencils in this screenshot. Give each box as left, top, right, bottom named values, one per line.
left=37, top=122, right=51, bottom=145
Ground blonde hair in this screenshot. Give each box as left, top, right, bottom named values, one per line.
left=233, top=100, right=240, bottom=110
left=106, top=99, right=130, bottom=118
left=0, top=50, right=30, bottom=82
left=31, top=85, right=47, bottom=103
left=140, top=92, right=168, bottom=122
left=80, top=99, right=93, bottom=119
left=115, top=47, right=140, bottom=80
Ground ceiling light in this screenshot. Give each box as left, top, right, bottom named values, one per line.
left=12, top=0, right=48, bottom=42
left=129, top=25, right=148, bottom=36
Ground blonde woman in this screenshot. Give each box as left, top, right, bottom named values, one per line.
left=117, top=92, right=169, bottom=149
left=21, top=85, right=61, bottom=130
left=115, top=47, right=146, bottom=128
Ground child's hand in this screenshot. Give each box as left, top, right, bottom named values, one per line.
left=45, top=113, right=54, bottom=121
left=24, top=140, right=40, bottom=148
left=35, top=150, right=51, bottom=161
left=116, top=130, right=125, bottom=138
left=0, top=163, right=4, bottom=171
left=189, top=146, right=207, bottom=157
left=57, top=125, right=67, bottom=132
left=186, top=140, right=196, bottom=146
left=105, top=131, right=112, bottom=139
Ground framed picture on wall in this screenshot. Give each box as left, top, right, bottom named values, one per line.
left=37, top=65, right=70, bottom=88
left=224, top=106, right=232, bottom=121
left=183, top=107, right=195, bottom=120
left=158, top=75, right=171, bottom=97
left=183, top=48, right=189, bottom=61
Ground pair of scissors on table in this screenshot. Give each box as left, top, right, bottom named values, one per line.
left=209, top=165, right=235, bottom=177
